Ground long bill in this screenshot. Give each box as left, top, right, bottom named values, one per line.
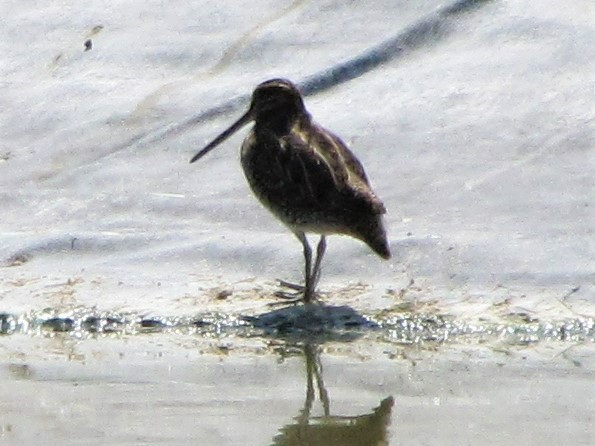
left=189, top=111, right=253, bottom=163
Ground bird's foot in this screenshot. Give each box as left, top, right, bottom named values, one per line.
left=269, top=279, right=318, bottom=306
left=276, top=279, right=305, bottom=292
left=269, top=293, right=303, bottom=306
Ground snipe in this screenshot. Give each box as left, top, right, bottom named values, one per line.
left=190, top=78, right=390, bottom=303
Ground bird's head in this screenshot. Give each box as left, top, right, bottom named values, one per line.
left=190, top=78, right=307, bottom=163
left=249, top=78, right=306, bottom=126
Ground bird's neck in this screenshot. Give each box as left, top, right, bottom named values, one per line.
left=254, top=111, right=311, bottom=137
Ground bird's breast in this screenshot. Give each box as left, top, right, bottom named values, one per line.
left=240, top=131, right=299, bottom=221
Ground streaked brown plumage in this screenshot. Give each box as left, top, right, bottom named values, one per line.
left=190, top=78, right=390, bottom=303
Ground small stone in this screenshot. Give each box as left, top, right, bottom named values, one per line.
left=216, top=290, right=232, bottom=300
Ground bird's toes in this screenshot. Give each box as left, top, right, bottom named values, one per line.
left=269, top=290, right=304, bottom=306
left=276, top=279, right=305, bottom=291
left=272, top=279, right=321, bottom=305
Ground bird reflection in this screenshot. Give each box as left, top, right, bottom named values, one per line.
left=271, top=343, right=394, bottom=446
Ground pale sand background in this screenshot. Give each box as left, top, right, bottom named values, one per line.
left=1, top=0, right=594, bottom=444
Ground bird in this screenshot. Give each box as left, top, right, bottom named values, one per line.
left=190, top=78, right=390, bottom=304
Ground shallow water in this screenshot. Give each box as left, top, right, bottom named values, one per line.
left=1, top=304, right=594, bottom=445
left=1, top=327, right=594, bottom=445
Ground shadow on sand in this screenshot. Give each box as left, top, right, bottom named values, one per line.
left=244, top=303, right=379, bottom=343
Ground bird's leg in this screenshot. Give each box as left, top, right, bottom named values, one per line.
left=274, top=232, right=313, bottom=303
left=302, top=233, right=317, bottom=303
left=310, top=236, right=327, bottom=290
left=301, top=235, right=326, bottom=303
left=275, top=234, right=326, bottom=304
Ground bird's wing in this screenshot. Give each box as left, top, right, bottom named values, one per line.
left=280, top=122, right=386, bottom=215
